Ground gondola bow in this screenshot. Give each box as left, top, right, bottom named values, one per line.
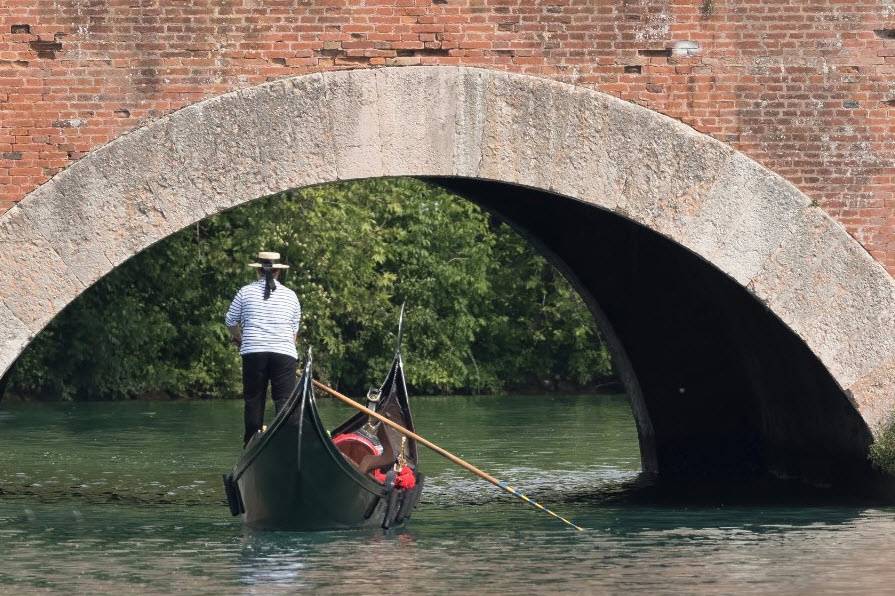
left=222, top=350, right=423, bottom=531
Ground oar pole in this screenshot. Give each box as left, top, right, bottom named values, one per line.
left=311, top=379, right=584, bottom=532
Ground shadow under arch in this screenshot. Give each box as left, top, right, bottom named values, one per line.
left=430, top=177, right=881, bottom=489
left=0, top=66, right=893, bottom=491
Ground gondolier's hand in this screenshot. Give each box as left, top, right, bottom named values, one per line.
left=227, top=324, right=242, bottom=348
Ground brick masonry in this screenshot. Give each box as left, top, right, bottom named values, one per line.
left=0, top=0, right=893, bottom=273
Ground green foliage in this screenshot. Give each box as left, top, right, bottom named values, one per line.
left=8, top=179, right=613, bottom=400
left=870, top=418, right=895, bottom=477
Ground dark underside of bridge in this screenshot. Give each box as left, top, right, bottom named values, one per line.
left=429, top=177, right=888, bottom=496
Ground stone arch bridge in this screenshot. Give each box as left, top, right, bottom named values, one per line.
left=0, top=66, right=892, bottom=489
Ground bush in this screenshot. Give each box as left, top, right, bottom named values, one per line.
left=870, top=417, right=895, bottom=477
left=8, top=178, right=613, bottom=400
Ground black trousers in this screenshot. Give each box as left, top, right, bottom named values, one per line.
left=242, top=352, right=297, bottom=445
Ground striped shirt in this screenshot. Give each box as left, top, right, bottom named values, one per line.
left=225, top=279, right=302, bottom=358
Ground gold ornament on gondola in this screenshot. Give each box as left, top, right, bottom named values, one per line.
left=396, top=436, right=408, bottom=471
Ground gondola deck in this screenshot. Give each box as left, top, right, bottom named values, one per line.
left=222, top=350, right=423, bottom=531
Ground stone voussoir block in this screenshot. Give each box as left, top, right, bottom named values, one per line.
left=374, top=66, right=461, bottom=178
left=0, top=205, right=85, bottom=333
left=848, top=357, right=895, bottom=436
left=0, top=300, right=31, bottom=379
left=452, top=67, right=488, bottom=179
left=322, top=69, right=384, bottom=182
left=477, top=70, right=563, bottom=191
left=17, top=175, right=116, bottom=288
left=679, top=152, right=810, bottom=286
left=748, top=209, right=895, bottom=396
left=600, top=101, right=736, bottom=239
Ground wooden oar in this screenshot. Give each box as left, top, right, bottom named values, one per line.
left=312, top=379, right=585, bottom=532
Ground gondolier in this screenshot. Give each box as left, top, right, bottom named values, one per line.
left=226, top=251, right=302, bottom=446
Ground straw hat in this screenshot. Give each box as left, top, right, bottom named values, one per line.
left=248, top=251, right=290, bottom=269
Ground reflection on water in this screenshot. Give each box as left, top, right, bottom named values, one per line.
left=1, top=395, right=894, bottom=594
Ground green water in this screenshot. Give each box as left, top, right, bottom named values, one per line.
left=1, top=395, right=894, bottom=594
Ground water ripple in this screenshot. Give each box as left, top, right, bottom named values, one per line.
left=1, top=396, right=894, bottom=594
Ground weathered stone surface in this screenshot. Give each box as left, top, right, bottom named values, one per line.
left=166, top=75, right=338, bottom=214
left=841, top=291, right=895, bottom=378
left=322, top=69, right=383, bottom=181
left=211, top=74, right=337, bottom=203
left=165, top=91, right=273, bottom=216
left=0, top=300, right=30, bottom=379
left=0, top=205, right=84, bottom=332
left=374, top=67, right=458, bottom=177
left=269, top=74, right=339, bottom=192
left=28, top=133, right=191, bottom=273
left=453, top=68, right=487, bottom=177
left=479, top=74, right=618, bottom=206
left=599, top=100, right=735, bottom=236
left=848, top=358, right=895, bottom=434
left=475, top=70, right=737, bottom=240
left=0, top=65, right=892, bottom=447
left=20, top=75, right=341, bottom=276
left=679, top=152, right=810, bottom=285
left=748, top=210, right=895, bottom=404
left=531, top=84, right=615, bottom=208
left=16, top=177, right=115, bottom=287
left=478, top=72, right=576, bottom=192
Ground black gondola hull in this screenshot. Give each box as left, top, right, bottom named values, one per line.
left=236, top=405, right=386, bottom=530
left=228, top=354, right=421, bottom=531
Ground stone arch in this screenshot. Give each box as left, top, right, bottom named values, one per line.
left=1, top=67, right=892, bottom=483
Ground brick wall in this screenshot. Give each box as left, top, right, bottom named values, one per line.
left=1, top=0, right=893, bottom=272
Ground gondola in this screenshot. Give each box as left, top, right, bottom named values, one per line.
left=222, top=339, right=424, bottom=531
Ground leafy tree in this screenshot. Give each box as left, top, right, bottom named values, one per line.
left=8, top=179, right=614, bottom=400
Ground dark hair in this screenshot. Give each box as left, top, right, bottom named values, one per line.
left=261, top=265, right=277, bottom=300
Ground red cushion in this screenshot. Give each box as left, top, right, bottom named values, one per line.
left=333, top=432, right=384, bottom=456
